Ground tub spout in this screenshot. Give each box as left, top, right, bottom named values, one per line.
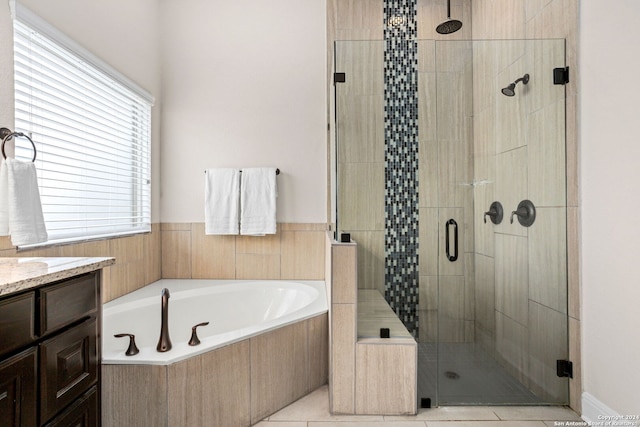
left=157, top=288, right=172, bottom=352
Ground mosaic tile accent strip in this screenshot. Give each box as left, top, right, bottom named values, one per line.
left=383, top=0, right=419, bottom=337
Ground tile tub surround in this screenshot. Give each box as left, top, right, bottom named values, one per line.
left=0, top=222, right=327, bottom=303
left=102, top=313, right=328, bottom=427
left=0, top=256, right=115, bottom=296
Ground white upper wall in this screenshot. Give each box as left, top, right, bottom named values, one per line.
left=580, top=0, right=640, bottom=415
left=0, top=2, right=14, bottom=127
left=159, top=0, right=327, bottom=223
left=5, top=0, right=328, bottom=224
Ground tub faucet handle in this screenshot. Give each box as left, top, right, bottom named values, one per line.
left=189, top=322, right=210, bottom=346
left=114, top=333, right=140, bottom=356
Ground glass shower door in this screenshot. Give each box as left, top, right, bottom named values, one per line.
left=334, top=40, right=409, bottom=338
left=432, top=38, right=569, bottom=405
left=334, top=37, right=570, bottom=407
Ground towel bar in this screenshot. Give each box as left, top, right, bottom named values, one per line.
left=0, top=127, right=37, bottom=162
left=205, top=168, right=280, bottom=175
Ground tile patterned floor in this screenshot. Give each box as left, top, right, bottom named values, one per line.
left=418, top=342, right=544, bottom=405
left=253, top=386, right=582, bottom=427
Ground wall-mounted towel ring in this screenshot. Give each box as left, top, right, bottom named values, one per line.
left=0, top=127, right=37, bottom=162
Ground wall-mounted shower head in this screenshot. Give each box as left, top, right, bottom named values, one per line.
left=501, top=74, right=530, bottom=97
left=436, top=0, right=463, bottom=35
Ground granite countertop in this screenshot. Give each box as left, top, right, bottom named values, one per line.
left=0, top=257, right=115, bottom=297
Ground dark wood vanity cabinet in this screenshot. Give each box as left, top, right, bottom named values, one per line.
left=0, top=347, right=38, bottom=427
left=0, top=272, right=101, bottom=427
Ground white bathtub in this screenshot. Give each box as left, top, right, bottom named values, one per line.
left=102, top=279, right=328, bottom=365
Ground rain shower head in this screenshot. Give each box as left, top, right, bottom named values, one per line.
left=501, top=74, right=530, bottom=97
left=436, top=0, right=463, bottom=35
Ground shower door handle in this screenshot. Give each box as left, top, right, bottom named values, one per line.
left=445, top=219, right=458, bottom=262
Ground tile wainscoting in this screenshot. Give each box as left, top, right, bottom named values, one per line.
left=0, top=225, right=161, bottom=303
left=0, top=222, right=328, bottom=303
left=160, top=222, right=328, bottom=281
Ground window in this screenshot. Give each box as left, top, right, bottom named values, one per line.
left=12, top=8, right=153, bottom=245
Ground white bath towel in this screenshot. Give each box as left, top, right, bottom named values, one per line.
left=205, top=168, right=240, bottom=235
left=4, top=158, right=48, bottom=246
left=240, top=167, right=277, bottom=235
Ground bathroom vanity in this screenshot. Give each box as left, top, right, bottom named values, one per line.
left=0, top=257, right=114, bottom=427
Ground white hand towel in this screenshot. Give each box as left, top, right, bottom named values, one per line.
left=5, top=158, right=48, bottom=246
left=205, top=168, right=240, bottom=235
left=240, top=167, right=277, bottom=235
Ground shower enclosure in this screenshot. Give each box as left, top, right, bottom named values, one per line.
left=333, top=38, right=569, bottom=406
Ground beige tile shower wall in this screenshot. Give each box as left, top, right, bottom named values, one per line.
left=417, top=40, right=438, bottom=344
left=474, top=253, right=496, bottom=356
left=470, top=36, right=501, bottom=373
left=327, top=0, right=384, bottom=226
left=0, top=224, right=162, bottom=303
left=472, top=0, right=580, bottom=410
left=474, top=37, right=571, bottom=402
left=418, top=38, right=475, bottom=344
left=334, top=0, right=384, bottom=41
left=334, top=38, right=386, bottom=294
left=161, top=223, right=327, bottom=280
left=528, top=300, right=569, bottom=402
left=329, top=0, right=386, bottom=295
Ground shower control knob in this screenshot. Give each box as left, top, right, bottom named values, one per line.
left=510, top=200, right=536, bottom=227
left=483, top=201, right=504, bottom=224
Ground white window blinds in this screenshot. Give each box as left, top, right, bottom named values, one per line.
left=12, top=16, right=152, bottom=245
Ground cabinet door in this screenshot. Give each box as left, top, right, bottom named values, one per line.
left=40, top=273, right=98, bottom=337
left=0, top=292, right=36, bottom=358
left=40, top=318, right=98, bottom=423
left=43, top=386, right=98, bottom=427
left=0, top=347, right=37, bottom=427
